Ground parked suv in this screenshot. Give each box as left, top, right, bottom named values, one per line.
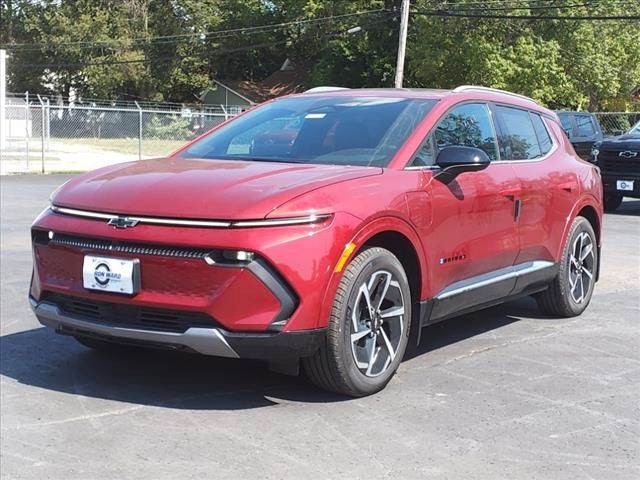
left=593, top=120, right=640, bottom=211
left=557, top=111, right=603, bottom=162
left=30, top=86, right=603, bottom=396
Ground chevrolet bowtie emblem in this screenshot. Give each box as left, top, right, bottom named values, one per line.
left=108, top=217, right=139, bottom=229
left=619, top=151, right=638, bottom=158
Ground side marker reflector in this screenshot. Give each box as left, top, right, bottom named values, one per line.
left=334, top=242, right=357, bottom=272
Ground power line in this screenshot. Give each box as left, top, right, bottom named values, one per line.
left=17, top=40, right=290, bottom=69
left=1, top=9, right=389, bottom=51
left=422, top=0, right=629, bottom=6
left=15, top=17, right=391, bottom=70
left=6, top=2, right=637, bottom=53
left=427, top=1, right=639, bottom=12
left=430, top=0, right=556, bottom=4
left=412, top=9, right=640, bottom=20
left=8, top=5, right=636, bottom=54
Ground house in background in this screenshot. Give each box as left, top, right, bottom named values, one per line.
left=201, top=59, right=305, bottom=110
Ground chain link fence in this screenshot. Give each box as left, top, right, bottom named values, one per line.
left=2, top=93, right=639, bottom=174
left=593, top=112, right=640, bottom=136
left=1, top=93, right=240, bottom=174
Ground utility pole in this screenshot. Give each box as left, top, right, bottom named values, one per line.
left=394, top=0, right=410, bottom=88
left=1, top=49, right=6, bottom=152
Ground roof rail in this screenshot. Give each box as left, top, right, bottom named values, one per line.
left=453, top=85, right=537, bottom=104
left=304, top=86, right=350, bottom=94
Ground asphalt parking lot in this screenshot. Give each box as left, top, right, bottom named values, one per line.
left=1, top=174, right=639, bottom=480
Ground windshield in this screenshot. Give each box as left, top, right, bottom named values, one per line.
left=629, top=121, right=640, bottom=134
left=180, top=96, right=436, bottom=167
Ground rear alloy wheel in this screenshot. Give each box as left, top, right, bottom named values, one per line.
left=567, top=231, right=596, bottom=305
left=303, top=247, right=411, bottom=397
left=536, top=216, right=597, bottom=317
left=604, top=193, right=623, bottom=212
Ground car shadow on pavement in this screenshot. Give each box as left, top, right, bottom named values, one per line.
left=405, top=295, right=548, bottom=361
left=1, top=297, right=546, bottom=409
left=609, top=199, right=640, bottom=216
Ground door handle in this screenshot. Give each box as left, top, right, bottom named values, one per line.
left=514, top=199, right=522, bottom=220
left=500, top=187, right=521, bottom=199
left=499, top=187, right=522, bottom=220
left=557, top=181, right=578, bottom=192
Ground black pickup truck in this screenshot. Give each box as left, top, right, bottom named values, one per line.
left=557, top=111, right=603, bottom=161
left=593, top=121, right=640, bottom=211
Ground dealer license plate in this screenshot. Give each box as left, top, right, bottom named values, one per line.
left=616, top=180, right=634, bottom=191
left=82, top=256, right=140, bottom=294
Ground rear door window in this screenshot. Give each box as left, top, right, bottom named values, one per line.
left=530, top=113, right=553, bottom=156
left=494, top=105, right=542, bottom=160
left=559, top=114, right=573, bottom=133
left=575, top=115, right=596, bottom=137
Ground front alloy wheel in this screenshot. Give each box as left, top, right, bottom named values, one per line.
left=303, top=247, right=412, bottom=397
left=350, top=270, right=406, bottom=378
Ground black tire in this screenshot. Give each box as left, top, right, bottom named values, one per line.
left=303, top=247, right=412, bottom=397
left=536, top=216, right=597, bottom=317
left=74, top=335, right=133, bottom=352
left=604, top=193, right=623, bottom=212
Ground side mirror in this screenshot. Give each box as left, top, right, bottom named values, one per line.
left=435, top=146, right=490, bottom=182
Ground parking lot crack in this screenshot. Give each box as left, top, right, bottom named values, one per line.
left=3, top=405, right=145, bottom=431
left=439, top=331, right=558, bottom=366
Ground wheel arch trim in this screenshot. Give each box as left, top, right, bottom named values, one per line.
left=316, top=215, right=429, bottom=329
left=557, top=196, right=603, bottom=281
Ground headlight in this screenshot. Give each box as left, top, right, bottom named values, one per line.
left=233, top=213, right=332, bottom=228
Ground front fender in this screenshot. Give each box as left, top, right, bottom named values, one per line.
left=317, top=215, right=429, bottom=329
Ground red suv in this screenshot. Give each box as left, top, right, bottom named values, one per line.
left=30, top=86, right=603, bottom=396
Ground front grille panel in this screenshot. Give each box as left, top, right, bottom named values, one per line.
left=47, top=233, right=209, bottom=259
left=35, top=242, right=234, bottom=298
left=45, top=293, right=217, bottom=333
left=599, top=149, right=640, bottom=176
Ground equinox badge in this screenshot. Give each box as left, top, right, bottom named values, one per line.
left=108, top=217, right=139, bottom=229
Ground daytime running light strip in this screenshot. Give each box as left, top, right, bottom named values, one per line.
left=50, top=205, right=330, bottom=228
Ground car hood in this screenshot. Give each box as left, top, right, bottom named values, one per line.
left=52, top=157, right=382, bottom=220
left=600, top=133, right=640, bottom=149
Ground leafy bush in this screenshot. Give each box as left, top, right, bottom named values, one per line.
left=143, top=115, right=191, bottom=140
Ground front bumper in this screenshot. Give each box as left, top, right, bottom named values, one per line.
left=30, top=296, right=325, bottom=361
left=602, top=174, right=640, bottom=197
left=31, top=209, right=360, bottom=332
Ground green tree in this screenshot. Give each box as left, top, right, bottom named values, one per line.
left=408, top=0, right=640, bottom=110
left=2, top=0, right=638, bottom=110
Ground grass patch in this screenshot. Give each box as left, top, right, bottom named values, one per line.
left=60, top=138, right=187, bottom=156
left=1, top=155, right=58, bottom=162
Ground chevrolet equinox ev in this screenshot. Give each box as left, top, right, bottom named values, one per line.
left=29, top=86, right=603, bottom=396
